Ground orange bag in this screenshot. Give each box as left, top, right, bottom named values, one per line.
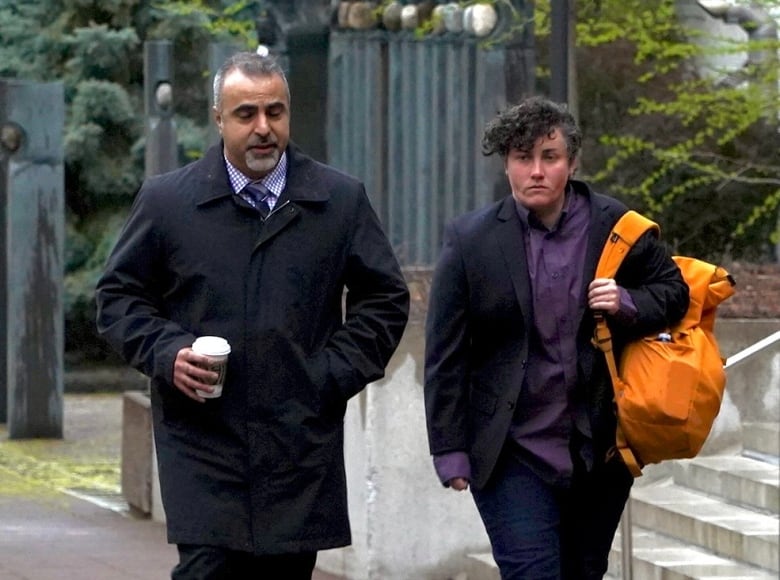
left=592, top=211, right=736, bottom=476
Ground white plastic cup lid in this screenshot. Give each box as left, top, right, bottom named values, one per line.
left=192, top=336, right=231, bottom=356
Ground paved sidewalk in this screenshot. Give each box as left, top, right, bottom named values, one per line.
left=0, top=393, right=342, bottom=580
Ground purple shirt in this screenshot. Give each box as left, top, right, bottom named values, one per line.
left=434, top=189, right=637, bottom=487
left=509, top=189, right=590, bottom=485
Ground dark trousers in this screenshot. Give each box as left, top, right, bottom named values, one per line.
left=172, top=544, right=317, bottom=580
left=472, top=450, right=633, bottom=580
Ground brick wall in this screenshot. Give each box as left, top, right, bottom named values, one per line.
left=721, top=262, right=780, bottom=319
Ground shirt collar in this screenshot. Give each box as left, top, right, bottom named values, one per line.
left=224, top=150, right=288, bottom=198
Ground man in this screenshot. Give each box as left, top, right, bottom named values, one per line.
left=424, top=97, right=688, bottom=579
left=96, top=52, right=409, bottom=578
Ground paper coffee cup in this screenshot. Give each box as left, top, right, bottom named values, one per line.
left=191, top=336, right=231, bottom=398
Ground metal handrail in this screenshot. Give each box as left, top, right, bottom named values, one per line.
left=725, top=330, right=780, bottom=370
left=620, top=328, right=780, bottom=579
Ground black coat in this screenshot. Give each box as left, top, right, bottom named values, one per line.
left=96, top=143, right=410, bottom=554
left=424, top=181, right=689, bottom=489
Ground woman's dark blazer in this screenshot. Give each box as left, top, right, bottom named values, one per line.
left=424, top=180, right=688, bottom=489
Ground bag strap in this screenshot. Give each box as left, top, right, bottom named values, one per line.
left=592, top=210, right=660, bottom=358
left=592, top=210, right=659, bottom=477
left=594, top=210, right=660, bottom=279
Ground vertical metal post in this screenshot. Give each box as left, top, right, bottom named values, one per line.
left=0, top=122, right=7, bottom=423
left=144, top=40, right=178, bottom=177
left=620, top=499, right=634, bottom=579
left=566, top=0, right=578, bottom=120
left=0, top=79, right=65, bottom=438
left=550, top=0, right=569, bottom=103
left=207, top=42, right=243, bottom=148
left=504, top=0, right=536, bottom=102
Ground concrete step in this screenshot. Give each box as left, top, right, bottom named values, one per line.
left=670, top=455, right=779, bottom=513
left=466, top=527, right=780, bottom=580
left=608, top=525, right=778, bottom=579
left=743, top=422, right=780, bottom=457
left=630, top=481, right=779, bottom=572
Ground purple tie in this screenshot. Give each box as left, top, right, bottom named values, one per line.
left=243, top=182, right=272, bottom=218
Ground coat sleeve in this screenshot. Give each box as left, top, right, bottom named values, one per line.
left=423, top=221, right=471, bottom=456
left=94, top=184, right=194, bottom=383
left=613, top=229, right=690, bottom=341
left=321, top=187, right=410, bottom=401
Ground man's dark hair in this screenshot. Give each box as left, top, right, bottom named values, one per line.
left=481, top=96, right=581, bottom=162
left=213, top=51, right=290, bottom=110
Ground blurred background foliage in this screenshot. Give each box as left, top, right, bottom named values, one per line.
left=537, top=0, right=780, bottom=262
left=535, top=0, right=779, bottom=261
left=0, top=0, right=777, bottom=363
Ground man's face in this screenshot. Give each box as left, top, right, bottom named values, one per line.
left=214, top=69, right=290, bottom=179
left=505, top=128, right=577, bottom=225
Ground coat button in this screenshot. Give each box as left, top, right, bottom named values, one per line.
left=507, top=401, right=515, bottom=410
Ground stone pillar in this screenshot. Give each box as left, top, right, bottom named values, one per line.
left=316, top=275, right=490, bottom=579
left=121, top=392, right=154, bottom=515
left=0, top=79, right=65, bottom=437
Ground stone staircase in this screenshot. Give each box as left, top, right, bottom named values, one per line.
left=463, top=422, right=779, bottom=580
left=606, top=421, right=779, bottom=579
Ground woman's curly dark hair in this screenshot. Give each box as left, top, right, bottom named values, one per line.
left=481, top=96, right=581, bottom=162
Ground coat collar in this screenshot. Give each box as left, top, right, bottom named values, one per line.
left=193, top=141, right=331, bottom=207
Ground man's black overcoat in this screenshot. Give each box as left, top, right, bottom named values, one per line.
left=96, top=143, right=410, bottom=554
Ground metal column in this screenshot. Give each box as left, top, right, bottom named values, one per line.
left=144, top=40, right=178, bottom=177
